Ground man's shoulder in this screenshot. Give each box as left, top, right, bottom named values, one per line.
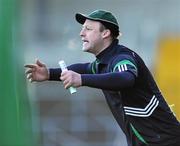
left=115, top=44, right=144, bottom=63
left=112, top=44, right=136, bottom=60
left=116, top=44, right=135, bottom=54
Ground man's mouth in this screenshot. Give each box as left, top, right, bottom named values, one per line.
left=82, top=40, right=89, bottom=45
left=82, top=39, right=88, bottom=43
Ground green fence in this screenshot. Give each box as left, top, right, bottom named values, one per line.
left=0, top=0, right=37, bottom=145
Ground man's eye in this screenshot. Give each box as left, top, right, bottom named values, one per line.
left=85, top=26, right=93, bottom=30
left=82, top=26, right=93, bottom=31
left=86, top=27, right=92, bottom=30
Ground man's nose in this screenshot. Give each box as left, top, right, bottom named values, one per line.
left=80, top=29, right=85, bottom=37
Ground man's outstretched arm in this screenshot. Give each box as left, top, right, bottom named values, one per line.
left=60, top=70, right=135, bottom=91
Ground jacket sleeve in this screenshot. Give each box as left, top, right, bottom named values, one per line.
left=81, top=71, right=135, bottom=91
left=49, top=63, right=91, bottom=81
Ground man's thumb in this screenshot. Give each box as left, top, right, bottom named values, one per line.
left=36, top=59, right=46, bottom=67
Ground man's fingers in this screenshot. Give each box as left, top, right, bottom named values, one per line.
left=61, top=75, right=72, bottom=89
left=61, top=76, right=69, bottom=84
left=63, top=79, right=70, bottom=87
left=60, top=71, right=69, bottom=80
left=60, top=70, right=76, bottom=89
left=26, top=73, right=34, bottom=83
left=27, top=73, right=32, bottom=80
left=25, top=68, right=34, bottom=74
left=36, top=59, right=46, bottom=67
left=29, top=78, right=34, bottom=83
left=61, top=70, right=68, bottom=76
left=65, top=84, right=70, bottom=89
left=28, top=78, right=32, bottom=82
left=64, top=81, right=71, bottom=89
left=60, top=75, right=64, bottom=81
left=24, top=64, right=37, bottom=68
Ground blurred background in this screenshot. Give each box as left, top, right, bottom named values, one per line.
left=0, top=0, right=180, bottom=146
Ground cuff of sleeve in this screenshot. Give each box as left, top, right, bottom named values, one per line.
left=49, top=68, right=61, bottom=81
left=81, top=74, right=93, bottom=86
left=81, top=74, right=87, bottom=86
left=81, top=74, right=85, bottom=86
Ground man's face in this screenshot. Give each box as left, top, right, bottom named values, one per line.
left=80, top=19, right=104, bottom=55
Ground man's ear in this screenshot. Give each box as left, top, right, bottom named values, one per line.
left=102, top=29, right=111, bottom=39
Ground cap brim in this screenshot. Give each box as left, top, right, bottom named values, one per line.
left=75, top=13, right=87, bottom=24
left=75, top=13, right=107, bottom=25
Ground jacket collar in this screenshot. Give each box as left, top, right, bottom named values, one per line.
left=96, top=39, right=119, bottom=64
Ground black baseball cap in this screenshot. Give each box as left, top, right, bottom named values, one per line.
left=75, top=10, right=119, bottom=37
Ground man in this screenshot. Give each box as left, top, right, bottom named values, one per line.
left=25, top=10, right=180, bottom=146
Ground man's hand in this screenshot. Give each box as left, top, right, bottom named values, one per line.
left=60, top=70, right=82, bottom=89
left=24, top=59, right=49, bottom=82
